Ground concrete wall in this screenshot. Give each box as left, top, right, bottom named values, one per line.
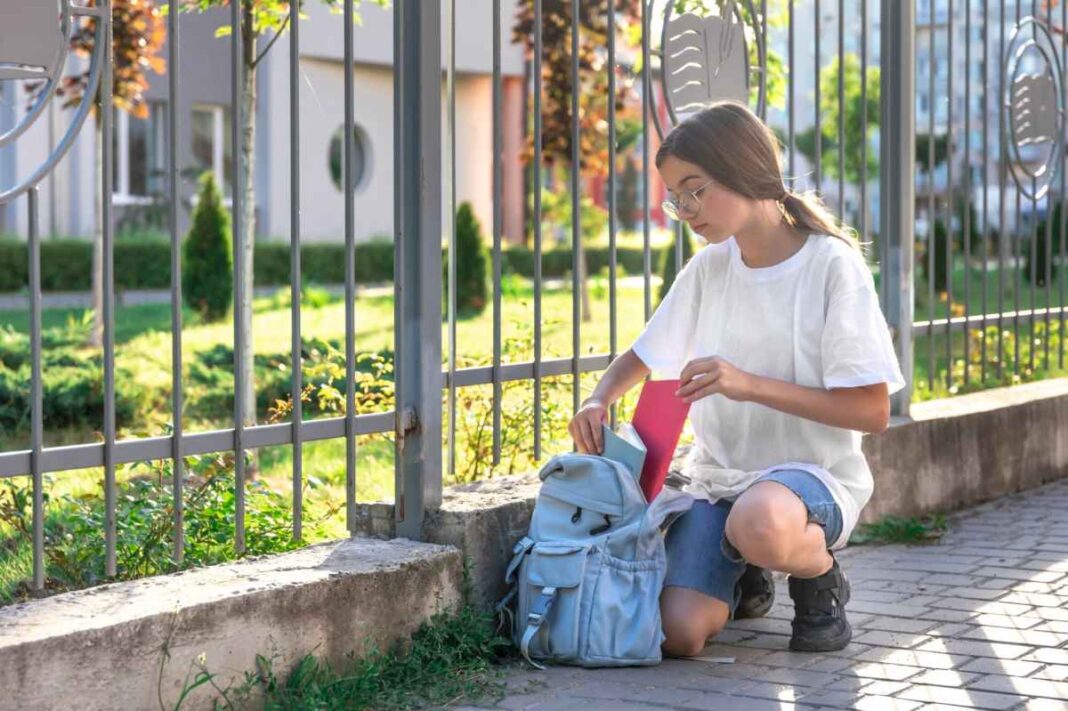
left=0, top=538, right=463, bottom=711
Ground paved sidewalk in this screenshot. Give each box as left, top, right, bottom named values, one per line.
left=464, top=479, right=1068, bottom=710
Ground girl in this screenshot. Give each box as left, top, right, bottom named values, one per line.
left=567, top=101, right=905, bottom=657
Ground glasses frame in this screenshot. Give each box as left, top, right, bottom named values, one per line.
left=662, top=178, right=716, bottom=221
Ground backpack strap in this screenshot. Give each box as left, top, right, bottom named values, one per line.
left=505, top=536, right=534, bottom=585
left=519, top=586, right=558, bottom=670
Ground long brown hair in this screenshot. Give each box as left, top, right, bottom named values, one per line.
left=655, top=100, right=867, bottom=255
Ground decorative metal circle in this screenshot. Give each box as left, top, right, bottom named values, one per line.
left=0, top=0, right=104, bottom=204
left=652, top=0, right=765, bottom=139
left=1001, top=16, right=1064, bottom=201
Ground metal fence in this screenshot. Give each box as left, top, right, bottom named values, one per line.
left=0, top=0, right=1065, bottom=595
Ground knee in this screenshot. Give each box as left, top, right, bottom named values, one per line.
left=661, top=605, right=728, bottom=658
left=725, top=506, right=794, bottom=569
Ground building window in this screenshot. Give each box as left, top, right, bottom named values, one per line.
left=328, top=124, right=370, bottom=192
left=113, top=101, right=166, bottom=202
left=191, top=104, right=233, bottom=198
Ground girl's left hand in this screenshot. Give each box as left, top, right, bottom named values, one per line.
left=675, top=356, right=758, bottom=403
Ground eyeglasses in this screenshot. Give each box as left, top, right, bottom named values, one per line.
left=662, top=179, right=715, bottom=221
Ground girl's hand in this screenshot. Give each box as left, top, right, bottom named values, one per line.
left=569, top=398, right=608, bottom=454
left=676, top=356, right=758, bottom=403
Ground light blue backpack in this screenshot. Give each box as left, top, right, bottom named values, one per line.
left=498, top=452, right=693, bottom=668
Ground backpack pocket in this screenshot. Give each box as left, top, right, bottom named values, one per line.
left=515, top=543, right=597, bottom=664
left=584, top=552, right=666, bottom=666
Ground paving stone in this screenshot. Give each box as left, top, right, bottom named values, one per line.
left=894, top=684, right=1025, bottom=709
left=914, top=636, right=1035, bottom=659
left=908, top=668, right=982, bottom=687
left=959, top=657, right=1044, bottom=676
left=968, top=673, right=1068, bottom=698
left=1021, top=699, right=1068, bottom=711
left=852, top=695, right=923, bottom=711
left=852, top=616, right=940, bottom=634
left=852, top=646, right=974, bottom=670
left=940, top=586, right=1011, bottom=601
left=1029, top=664, right=1068, bottom=682
left=847, top=661, right=925, bottom=681
left=1021, top=648, right=1068, bottom=666
left=793, top=688, right=866, bottom=708
left=971, top=566, right=1066, bottom=583
left=851, top=630, right=933, bottom=649
left=928, top=597, right=1035, bottom=616
left=676, top=691, right=771, bottom=710
left=925, top=622, right=973, bottom=637
left=954, top=624, right=1065, bottom=648
left=972, top=613, right=1045, bottom=630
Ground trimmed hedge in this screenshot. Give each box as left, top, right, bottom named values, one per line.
left=0, top=238, right=673, bottom=293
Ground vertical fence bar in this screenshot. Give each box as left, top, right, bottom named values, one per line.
left=29, top=188, right=44, bottom=592
left=964, top=0, right=971, bottom=384
left=230, top=0, right=246, bottom=554
left=997, top=0, right=1005, bottom=381
left=492, top=0, right=503, bottom=467
left=788, top=0, right=795, bottom=180
left=533, top=0, right=543, bottom=461
left=445, top=0, right=457, bottom=480
left=607, top=0, right=618, bottom=431
left=862, top=0, right=872, bottom=306
left=1013, top=0, right=1020, bottom=376
left=1061, top=0, right=1066, bottom=370
left=394, top=0, right=443, bottom=537
left=946, top=0, right=954, bottom=392
left=1028, top=0, right=1037, bottom=374
left=814, top=0, right=821, bottom=191
left=928, top=0, right=936, bottom=391
left=102, top=0, right=117, bottom=577
left=1040, top=0, right=1051, bottom=372
left=167, top=0, right=186, bottom=559
left=290, top=0, right=303, bottom=541
left=344, top=0, right=358, bottom=530
left=570, top=0, right=581, bottom=418
left=760, top=0, right=767, bottom=121
left=981, top=0, right=989, bottom=383
left=881, top=0, right=916, bottom=417
left=168, top=0, right=184, bottom=563
left=642, top=0, right=651, bottom=322
left=837, top=0, right=844, bottom=220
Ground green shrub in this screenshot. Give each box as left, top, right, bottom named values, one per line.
left=657, top=227, right=695, bottom=305
left=182, top=172, right=233, bottom=321
left=447, top=202, right=489, bottom=315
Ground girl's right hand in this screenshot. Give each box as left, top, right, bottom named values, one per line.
left=569, top=399, right=608, bottom=454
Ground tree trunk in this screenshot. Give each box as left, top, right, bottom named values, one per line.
left=239, top=3, right=258, bottom=472
left=90, top=123, right=103, bottom=348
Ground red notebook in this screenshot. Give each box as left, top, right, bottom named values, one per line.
left=631, top=379, right=692, bottom=502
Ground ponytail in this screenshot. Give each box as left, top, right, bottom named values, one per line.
left=779, top=189, right=871, bottom=257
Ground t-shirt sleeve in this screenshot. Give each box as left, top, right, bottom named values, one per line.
left=821, top=253, right=907, bottom=395
left=629, top=252, right=703, bottom=379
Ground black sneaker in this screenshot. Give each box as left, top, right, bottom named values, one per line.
left=733, top=563, right=775, bottom=619
left=786, top=550, right=852, bottom=651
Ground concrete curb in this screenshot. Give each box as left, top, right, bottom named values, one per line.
left=0, top=537, right=463, bottom=711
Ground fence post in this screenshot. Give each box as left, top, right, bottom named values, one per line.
left=880, top=0, right=916, bottom=419
left=394, top=0, right=443, bottom=539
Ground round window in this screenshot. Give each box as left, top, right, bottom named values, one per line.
left=328, top=125, right=369, bottom=191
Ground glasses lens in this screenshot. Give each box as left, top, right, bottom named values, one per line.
left=661, top=200, right=680, bottom=220
left=677, top=193, right=699, bottom=218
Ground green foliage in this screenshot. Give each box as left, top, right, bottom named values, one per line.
left=657, top=227, right=695, bottom=305
left=1026, top=202, right=1062, bottom=287
left=795, top=53, right=880, bottom=184
left=919, top=199, right=982, bottom=292
left=448, top=202, right=490, bottom=316
left=0, top=449, right=337, bottom=602
left=182, top=173, right=233, bottom=322
left=916, top=132, right=951, bottom=171
left=849, top=514, right=947, bottom=544
left=0, top=324, right=145, bottom=435
left=536, top=183, right=610, bottom=246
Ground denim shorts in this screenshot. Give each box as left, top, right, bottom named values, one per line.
left=663, top=468, right=844, bottom=620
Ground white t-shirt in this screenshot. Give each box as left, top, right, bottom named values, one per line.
left=630, top=233, right=905, bottom=549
